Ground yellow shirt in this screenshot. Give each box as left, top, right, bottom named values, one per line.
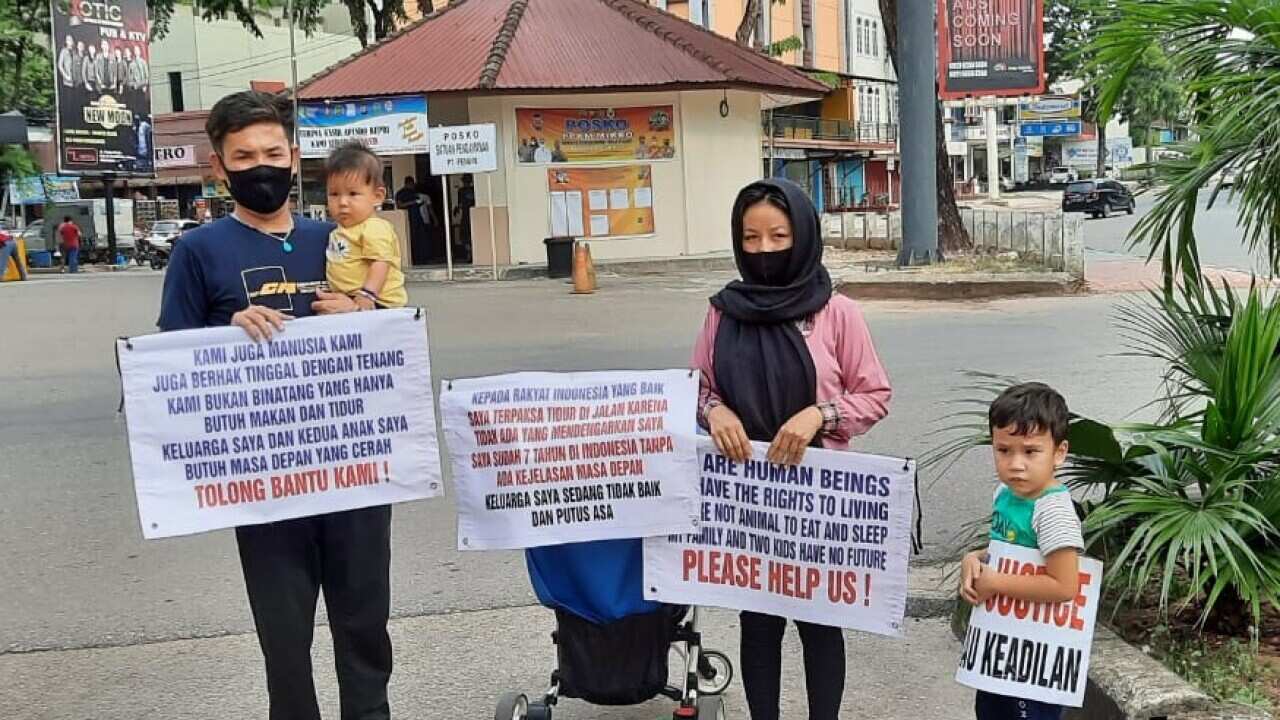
left=326, top=217, right=408, bottom=308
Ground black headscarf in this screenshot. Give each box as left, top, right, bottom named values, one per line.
left=709, top=178, right=833, bottom=443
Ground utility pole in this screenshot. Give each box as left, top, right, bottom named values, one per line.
left=896, top=0, right=938, bottom=265
left=985, top=100, right=1000, bottom=200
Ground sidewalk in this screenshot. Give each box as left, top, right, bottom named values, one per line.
left=3, top=567, right=968, bottom=720
left=1086, top=252, right=1260, bottom=294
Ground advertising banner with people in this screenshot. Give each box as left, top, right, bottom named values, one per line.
left=937, top=0, right=1045, bottom=99
left=298, top=96, right=430, bottom=158
left=644, top=441, right=917, bottom=636
left=52, top=0, right=155, bottom=175
left=515, top=106, right=676, bottom=164
left=118, top=309, right=442, bottom=539
left=955, top=541, right=1103, bottom=707
left=548, top=165, right=655, bottom=238
left=440, top=370, right=700, bottom=550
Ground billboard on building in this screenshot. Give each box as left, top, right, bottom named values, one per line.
left=297, top=96, right=429, bottom=158
left=1064, top=137, right=1134, bottom=169
left=516, top=107, right=676, bottom=164
left=937, top=0, right=1045, bottom=99
left=51, top=0, right=154, bottom=175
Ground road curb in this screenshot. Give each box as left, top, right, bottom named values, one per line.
left=837, top=275, right=1079, bottom=301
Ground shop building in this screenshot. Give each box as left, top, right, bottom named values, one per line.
left=298, top=0, right=827, bottom=269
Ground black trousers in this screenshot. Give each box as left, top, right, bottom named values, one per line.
left=236, top=505, right=393, bottom=720
left=739, top=611, right=845, bottom=720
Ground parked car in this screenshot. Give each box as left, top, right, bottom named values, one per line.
left=144, top=219, right=199, bottom=249
left=1062, top=179, right=1136, bottom=219
left=138, top=219, right=199, bottom=269
left=1047, top=166, right=1079, bottom=184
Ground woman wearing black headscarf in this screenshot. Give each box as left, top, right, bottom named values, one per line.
left=690, top=178, right=892, bottom=720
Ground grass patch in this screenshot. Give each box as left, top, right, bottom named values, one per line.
left=1140, top=626, right=1274, bottom=709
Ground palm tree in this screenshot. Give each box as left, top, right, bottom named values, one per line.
left=1092, top=0, right=1280, bottom=290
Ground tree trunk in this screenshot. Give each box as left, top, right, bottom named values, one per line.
left=736, top=0, right=763, bottom=46
left=935, top=100, right=969, bottom=255
left=878, top=0, right=971, bottom=253
left=419, top=0, right=434, bottom=16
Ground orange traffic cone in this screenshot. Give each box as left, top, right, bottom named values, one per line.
left=584, top=242, right=598, bottom=289
left=571, top=241, right=595, bottom=294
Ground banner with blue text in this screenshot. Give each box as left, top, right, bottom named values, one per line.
left=118, top=309, right=441, bottom=538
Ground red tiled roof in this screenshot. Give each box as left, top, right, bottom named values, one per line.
left=298, top=0, right=828, bottom=100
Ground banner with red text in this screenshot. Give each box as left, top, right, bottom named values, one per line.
left=643, top=441, right=916, bottom=635
left=440, top=370, right=700, bottom=550
left=118, top=309, right=441, bottom=539
left=955, top=541, right=1103, bottom=707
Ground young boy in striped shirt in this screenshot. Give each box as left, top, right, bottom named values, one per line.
left=960, top=382, right=1084, bottom=720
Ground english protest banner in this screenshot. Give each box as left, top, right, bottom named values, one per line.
left=955, top=541, right=1103, bottom=707
left=118, top=308, right=442, bottom=539
left=643, top=441, right=916, bottom=636
left=440, top=370, right=700, bottom=550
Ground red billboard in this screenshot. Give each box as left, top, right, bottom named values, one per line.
left=937, top=0, right=1045, bottom=99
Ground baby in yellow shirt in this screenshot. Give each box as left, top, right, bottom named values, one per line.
left=324, top=142, right=407, bottom=309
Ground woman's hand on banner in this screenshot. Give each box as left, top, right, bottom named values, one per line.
left=767, top=406, right=824, bottom=466
left=312, top=291, right=359, bottom=315
left=708, top=404, right=752, bottom=463
left=232, top=305, right=290, bottom=342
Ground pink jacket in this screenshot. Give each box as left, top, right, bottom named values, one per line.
left=691, top=294, right=892, bottom=449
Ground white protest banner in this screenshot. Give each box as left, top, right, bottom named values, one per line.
left=118, top=309, right=441, bottom=539
left=643, top=441, right=916, bottom=635
left=440, top=370, right=700, bottom=550
left=955, top=541, right=1103, bottom=707
left=429, top=124, right=498, bottom=175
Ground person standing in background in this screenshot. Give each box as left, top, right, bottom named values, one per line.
left=57, top=216, right=82, bottom=274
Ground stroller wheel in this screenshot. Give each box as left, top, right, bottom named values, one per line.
left=526, top=701, right=553, bottom=720
left=696, top=695, right=726, bottom=720
left=494, top=692, right=528, bottom=720
left=696, top=650, right=734, bottom=696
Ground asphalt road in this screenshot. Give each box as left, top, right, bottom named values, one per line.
left=1079, top=187, right=1261, bottom=272
left=0, top=269, right=1161, bottom=659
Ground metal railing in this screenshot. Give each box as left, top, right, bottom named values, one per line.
left=820, top=208, right=1085, bottom=277
left=766, top=115, right=899, bottom=144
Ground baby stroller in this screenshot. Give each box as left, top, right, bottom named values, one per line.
left=495, top=538, right=734, bottom=720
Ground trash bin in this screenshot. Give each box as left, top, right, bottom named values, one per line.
left=544, top=236, right=576, bottom=279
left=29, top=250, right=52, bottom=268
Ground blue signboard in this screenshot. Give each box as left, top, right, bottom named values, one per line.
left=297, top=96, right=429, bottom=158
left=1021, top=121, right=1082, bottom=137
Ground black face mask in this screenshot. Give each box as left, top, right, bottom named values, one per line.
left=741, top=247, right=794, bottom=286
left=223, top=163, right=293, bottom=214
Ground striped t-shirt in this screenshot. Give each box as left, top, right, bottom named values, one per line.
left=989, top=484, right=1084, bottom=555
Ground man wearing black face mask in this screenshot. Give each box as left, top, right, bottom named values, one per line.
left=157, top=91, right=393, bottom=720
